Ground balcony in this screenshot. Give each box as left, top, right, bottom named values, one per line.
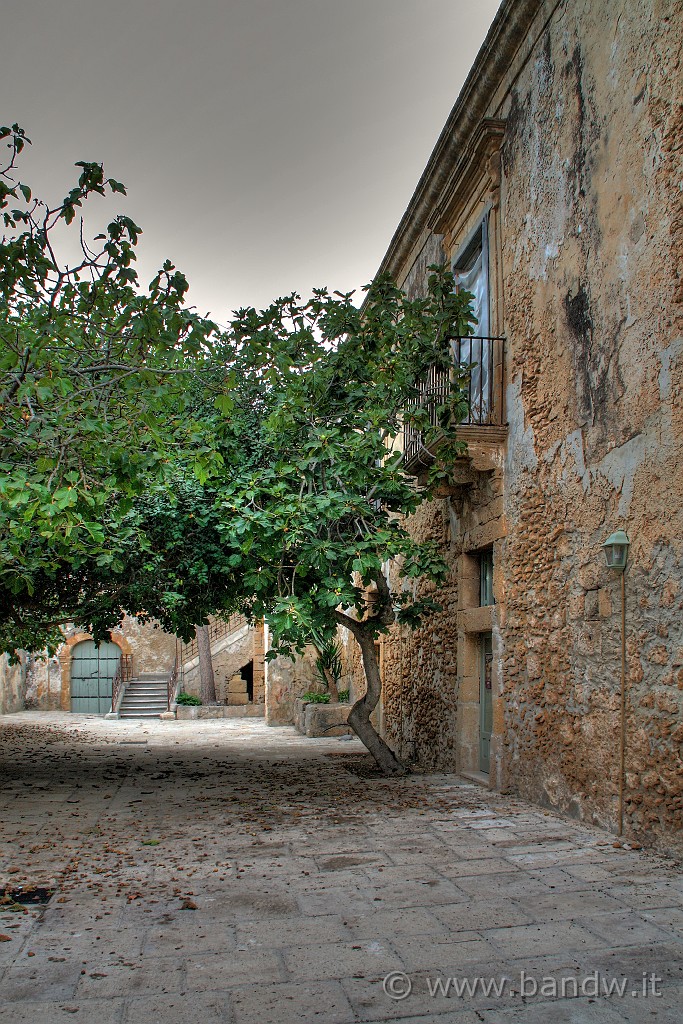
left=403, top=335, right=506, bottom=475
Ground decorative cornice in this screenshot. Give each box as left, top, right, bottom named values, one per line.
left=428, top=118, right=507, bottom=234
left=376, top=0, right=546, bottom=281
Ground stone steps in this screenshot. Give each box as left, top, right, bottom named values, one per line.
left=118, top=676, right=169, bottom=719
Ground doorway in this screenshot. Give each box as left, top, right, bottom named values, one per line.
left=70, top=639, right=121, bottom=713
left=240, top=661, right=254, bottom=702
left=479, top=632, right=493, bottom=773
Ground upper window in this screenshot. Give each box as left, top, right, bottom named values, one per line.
left=452, top=214, right=490, bottom=337
left=479, top=546, right=495, bottom=607
left=452, top=214, right=493, bottom=424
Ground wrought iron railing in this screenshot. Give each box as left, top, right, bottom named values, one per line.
left=111, top=653, right=133, bottom=714
left=403, top=335, right=505, bottom=468
left=178, top=613, right=248, bottom=667
left=167, top=658, right=179, bottom=711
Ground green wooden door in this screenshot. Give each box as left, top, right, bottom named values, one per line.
left=479, top=632, right=493, bottom=773
left=70, top=640, right=120, bottom=713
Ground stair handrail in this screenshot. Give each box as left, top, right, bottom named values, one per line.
left=179, top=612, right=248, bottom=666
left=111, top=653, right=133, bottom=715
left=167, top=657, right=180, bottom=711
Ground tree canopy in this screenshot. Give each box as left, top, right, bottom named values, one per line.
left=1, top=127, right=477, bottom=773
left=0, top=124, right=224, bottom=652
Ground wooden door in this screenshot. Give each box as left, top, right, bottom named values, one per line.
left=479, top=632, right=493, bottom=773
left=70, top=640, right=120, bottom=713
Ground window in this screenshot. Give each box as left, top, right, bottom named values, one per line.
left=453, top=216, right=490, bottom=335
left=479, top=547, right=494, bottom=607
left=452, top=213, right=492, bottom=423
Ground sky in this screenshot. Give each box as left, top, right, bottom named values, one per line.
left=2, top=0, right=501, bottom=323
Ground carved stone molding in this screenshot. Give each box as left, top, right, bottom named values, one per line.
left=428, top=118, right=506, bottom=235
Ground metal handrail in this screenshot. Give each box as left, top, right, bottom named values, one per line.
left=403, top=335, right=505, bottom=467
left=179, top=613, right=248, bottom=666
left=167, top=658, right=179, bottom=711
left=111, top=653, right=133, bottom=714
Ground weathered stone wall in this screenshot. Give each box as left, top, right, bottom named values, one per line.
left=182, top=627, right=255, bottom=700
left=23, top=616, right=178, bottom=711
left=381, top=498, right=460, bottom=768
left=25, top=654, right=61, bottom=710
left=497, top=0, right=683, bottom=855
left=0, top=653, right=28, bottom=715
left=265, top=646, right=322, bottom=726
left=116, top=616, right=177, bottom=675
left=347, top=0, right=682, bottom=857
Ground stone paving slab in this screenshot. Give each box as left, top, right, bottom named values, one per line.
left=0, top=711, right=681, bottom=1023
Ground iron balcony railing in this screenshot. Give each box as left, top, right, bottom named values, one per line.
left=403, top=335, right=505, bottom=468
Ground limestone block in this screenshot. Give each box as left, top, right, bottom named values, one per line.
left=459, top=605, right=495, bottom=635
left=227, top=693, right=249, bottom=706
left=197, top=705, right=225, bottom=719
left=459, top=674, right=480, bottom=702
left=293, top=698, right=308, bottom=735
left=227, top=684, right=248, bottom=697
left=598, top=587, right=612, bottom=618
left=305, top=702, right=352, bottom=737
left=584, top=589, right=599, bottom=620
left=176, top=706, right=198, bottom=720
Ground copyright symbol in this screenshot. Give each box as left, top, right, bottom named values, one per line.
left=383, top=971, right=412, bottom=1000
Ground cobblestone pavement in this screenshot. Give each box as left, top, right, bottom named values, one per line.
left=0, top=712, right=681, bottom=1024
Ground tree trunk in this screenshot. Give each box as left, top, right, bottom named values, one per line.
left=336, top=611, right=409, bottom=777
left=195, top=624, right=216, bottom=704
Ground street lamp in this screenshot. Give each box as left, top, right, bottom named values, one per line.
left=602, top=529, right=629, bottom=837
left=602, top=530, right=630, bottom=572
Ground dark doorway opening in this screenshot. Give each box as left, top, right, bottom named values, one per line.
left=240, top=661, right=254, bottom=702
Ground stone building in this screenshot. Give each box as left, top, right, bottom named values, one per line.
left=1, top=612, right=316, bottom=722
left=344, top=0, right=682, bottom=857
left=9, top=615, right=267, bottom=718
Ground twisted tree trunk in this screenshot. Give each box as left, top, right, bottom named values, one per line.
left=335, top=573, right=409, bottom=777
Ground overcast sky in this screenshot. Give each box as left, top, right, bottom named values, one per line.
left=2, top=0, right=500, bottom=322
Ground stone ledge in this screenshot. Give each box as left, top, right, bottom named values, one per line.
left=174, top=704, right=265, bottom=720
left=458, top=604, right=495, bottom=634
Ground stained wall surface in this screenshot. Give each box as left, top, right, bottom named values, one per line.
left=0, top=654, right=28, bottom=715
left=350, top=0, right=682, bottom=858
left=497, top=0, right=682, bottom=854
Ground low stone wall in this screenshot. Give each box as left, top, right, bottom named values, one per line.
left=293, top=698, right=352, bottom=737
left=174, top=704, right=265, bottom=720
left=0, top=653, right=28, bottom=715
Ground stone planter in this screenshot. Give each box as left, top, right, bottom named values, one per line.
left=293, top=699, right=352, bottom=737
left=293, top=698, right=308, bottom=735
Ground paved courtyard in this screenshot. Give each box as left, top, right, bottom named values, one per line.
left=0, top=713, right=681, bottom=1024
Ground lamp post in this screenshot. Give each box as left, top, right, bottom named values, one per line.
left=602, top=530, right=630, bottom=836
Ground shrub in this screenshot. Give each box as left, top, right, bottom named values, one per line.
left=176, top=692, right=202, bottom=706
left=338, top=690, right=350, bottom=703
left=301, top=691, right=331, bottom=704
left=314, top=637, right=343, bottom=691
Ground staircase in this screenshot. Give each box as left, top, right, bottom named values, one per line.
left=118, top=675, right=169, bottom=719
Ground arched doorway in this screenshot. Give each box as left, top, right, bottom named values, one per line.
left=70, top=639, right=121, bottom=713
